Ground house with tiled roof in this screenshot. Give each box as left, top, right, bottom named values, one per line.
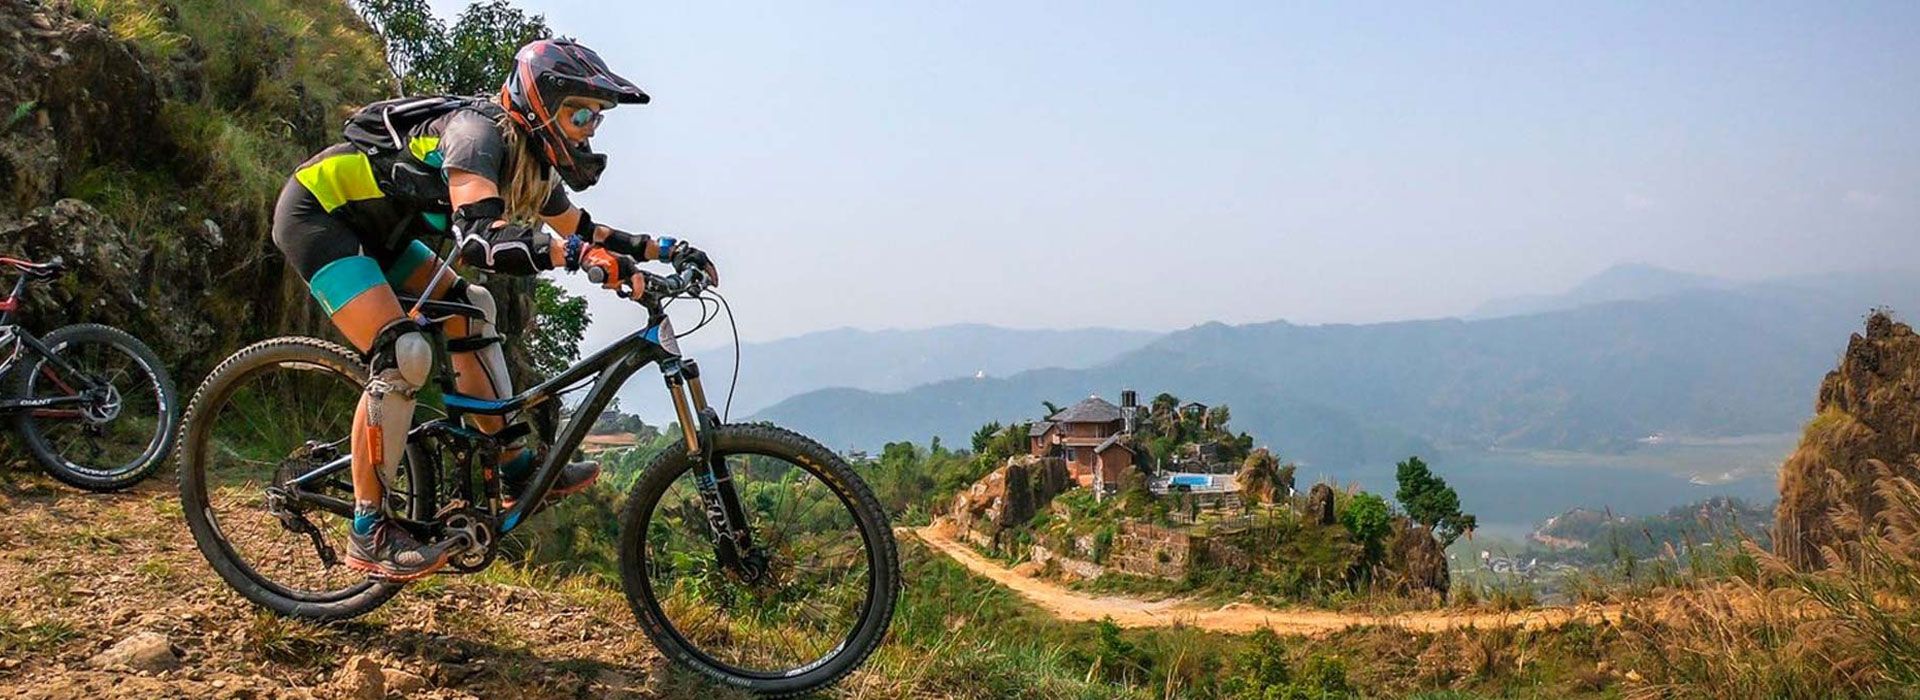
left=1028, top=391, right=1143, bottom=498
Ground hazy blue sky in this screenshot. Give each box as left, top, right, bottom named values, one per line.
left=432, top=1, right=1918, bottom=347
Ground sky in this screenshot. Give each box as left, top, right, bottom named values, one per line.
left=431, top=0, right=1919, bottom=349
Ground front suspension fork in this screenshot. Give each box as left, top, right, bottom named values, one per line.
left=666, top=359, right=762, bottom=579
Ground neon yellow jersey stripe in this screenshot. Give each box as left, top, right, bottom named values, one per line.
left=294, top=153, right=383, bottom=212
left=409, top=136, right=441, bottom=164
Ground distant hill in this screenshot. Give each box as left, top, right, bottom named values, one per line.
left=757, top=268, right=1920, bottom=470
left=615, top=325, right=1159, bottom=419
left=1469, top=263, right=1727, bottom=319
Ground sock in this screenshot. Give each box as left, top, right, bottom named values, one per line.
left=352, top=500, right=380, bottom=536
left=500, top=449, right=535, bottom=482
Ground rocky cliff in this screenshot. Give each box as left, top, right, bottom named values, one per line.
left=0, top=0, right=550, bottom=395
left=1, top=0, right=397, bottom=379
left=1775, top=310, right=1920, bottom=568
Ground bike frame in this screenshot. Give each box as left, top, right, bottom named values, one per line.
left=284, top=300, right=761, bottom=571
left=0, top=269, right=100, bottom=417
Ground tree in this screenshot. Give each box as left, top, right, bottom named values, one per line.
left=1394, top=456, right=1477, bottom=547
left=1151, top=392, right=1180, bottom=417
left=355, top=0, right=550, bottom=95
left=1205, top=404, right=1232, bottom=432
left=970, top=422, right=1002, bottom=454
left=354, top=0, right=442, bottom=90
left=524, top=279, right=589, bottom=379
left=1041, top=400, right=1062, bottom=417
left=429, top=0, right=550, bottom=93
left=1340, top=492, right=1392, bottom=563
left=972, top=421, right=1028, bottom=472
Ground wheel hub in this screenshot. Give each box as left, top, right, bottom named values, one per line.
left=81, top=383, right=121, bottom=424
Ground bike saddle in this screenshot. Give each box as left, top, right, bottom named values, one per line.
left=1, top=255, right=66, bottom=279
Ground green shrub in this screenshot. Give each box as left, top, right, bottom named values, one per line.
left=1338, top=492, right=1391, bottom=565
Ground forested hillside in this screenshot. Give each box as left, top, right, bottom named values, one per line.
left=759, top=270, right=1920, bottom=468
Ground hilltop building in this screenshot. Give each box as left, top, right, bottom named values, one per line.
left=1023, top=389, right=1244, bottom=502
left=1028, top=391, right=1140, bottom=496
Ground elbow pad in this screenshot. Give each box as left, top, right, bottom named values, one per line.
left=455, top=198, right=552, bottom=275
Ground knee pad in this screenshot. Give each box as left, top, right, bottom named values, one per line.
left=364, top=324, right=431, bottom=484
left=369, top=323, right=434, bottom=390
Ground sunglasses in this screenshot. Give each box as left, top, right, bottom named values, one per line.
left=566, top=103, right=605, bottom=129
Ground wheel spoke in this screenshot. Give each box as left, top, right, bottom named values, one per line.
left=639, top=438, right=883, bottom=679
left=187, top=343, right=391, bottom=601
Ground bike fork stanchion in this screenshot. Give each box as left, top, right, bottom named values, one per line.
left=665, top=359, right=762, bottom=579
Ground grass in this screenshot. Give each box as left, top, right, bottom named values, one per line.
left=0, top=614, right=79, bottom=654
left=30, top=570, right=77, bottom=607
left=1590, top=463, right=1920, bottom=698
left=5, top=101, right=36, bottom=132
left=241, top=610, right=336, bottom=665
left=134, top=558, right=175, bottom=583
left=64, top=523, right=130, bottom=553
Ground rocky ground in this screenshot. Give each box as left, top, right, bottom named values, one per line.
left=0, top=464, right=739, bottom=700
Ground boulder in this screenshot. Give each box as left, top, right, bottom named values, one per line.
left=1306, top=483, right=1337, bottom=525
left=1384, top=518, right=1449, bottom=596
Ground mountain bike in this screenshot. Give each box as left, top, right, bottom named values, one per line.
left=176, top=260, right=899, bottom=697
left=0, top=255, right=179, bottom=491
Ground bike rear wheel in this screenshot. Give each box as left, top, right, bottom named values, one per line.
left=618, top=424, right=899, bottom=697
left=10, top=323, right=178, bottom=491
left=177, top=337, right=429, bottom=621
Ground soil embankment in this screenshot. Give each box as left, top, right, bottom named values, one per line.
left=912, top=525, right=1619, bottom=636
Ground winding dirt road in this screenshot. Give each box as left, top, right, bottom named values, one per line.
left=912, top=526, right=1620, bottom=637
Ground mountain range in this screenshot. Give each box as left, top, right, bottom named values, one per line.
left=613, top=325, right=1159, bottom=420
left=749, top=265, right=1920, bottom=471
left=1467, top=263, right=1729, bottom=319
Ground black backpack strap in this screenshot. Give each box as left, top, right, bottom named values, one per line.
left=343, top=95, right=484, bottom=154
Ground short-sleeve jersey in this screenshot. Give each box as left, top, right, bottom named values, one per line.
left=290, top=103, right=570, bottom=253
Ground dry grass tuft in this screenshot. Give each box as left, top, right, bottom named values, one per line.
left=1614, top=464, right=1920, bottom=697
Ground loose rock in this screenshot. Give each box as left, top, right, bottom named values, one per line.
left=385, top=667, right=429, bottom=695
left=332, top=655, right=385, bottom=700
left=89, top=631, right=179, bottom=672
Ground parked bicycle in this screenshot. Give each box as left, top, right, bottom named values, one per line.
left=0, top=255, right=179, bottom=491
left=177, top=257, right=899, bottom=696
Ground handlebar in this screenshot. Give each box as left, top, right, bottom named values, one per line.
left=585, top=260, right=709, bottom=305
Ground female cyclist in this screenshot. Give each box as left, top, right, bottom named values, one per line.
left=270, top=38, right=717, bottom=580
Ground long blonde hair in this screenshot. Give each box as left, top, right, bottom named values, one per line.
left=496, top=111, right=552, bottom=223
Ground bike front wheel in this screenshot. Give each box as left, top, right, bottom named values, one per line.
left=617, top=424, right=900, bottom=697
left=10, top=323, right=178, bottom=491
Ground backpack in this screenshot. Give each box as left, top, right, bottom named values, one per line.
left=339, top=95, right=506, bottom=219
left=342, top=95, right=488, bottom=156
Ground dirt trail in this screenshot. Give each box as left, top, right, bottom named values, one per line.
left=0, top=468, right=741, bottom=700
left=913, top=526, right=1619, bottom=636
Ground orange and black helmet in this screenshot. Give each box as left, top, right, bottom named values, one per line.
left=500, top=38, right=648, bottom=191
